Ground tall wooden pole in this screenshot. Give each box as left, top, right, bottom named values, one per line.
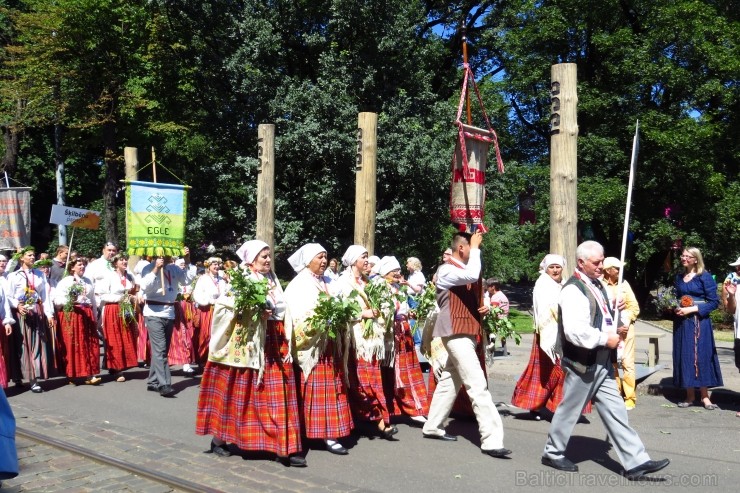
left=550, top=63, right=578, bottom=277
left=354, top=113, right=377, bottom=254
left=124, top=147, right=139, bottom=266
left=256, top=124, right=275, bottom=253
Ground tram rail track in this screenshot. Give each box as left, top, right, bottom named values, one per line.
left=16, top=426, right=228, bottom=493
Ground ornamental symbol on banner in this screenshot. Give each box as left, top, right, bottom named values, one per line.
left=145, top=193, right=172, bottom=225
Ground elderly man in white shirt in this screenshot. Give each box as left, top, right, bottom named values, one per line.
left=542, top=241, right=669, bottom=480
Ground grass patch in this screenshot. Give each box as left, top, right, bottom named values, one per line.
left=509, top=308, right=534, bottom=335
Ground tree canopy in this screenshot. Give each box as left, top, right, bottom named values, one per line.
left=1, top=0, right=737, bottom=289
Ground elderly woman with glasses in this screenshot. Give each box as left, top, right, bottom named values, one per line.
left=673, top=247, right=722, bottom=410
left=192, top=257, right=228, bottom=366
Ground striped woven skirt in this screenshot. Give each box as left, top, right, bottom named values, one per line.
left=168, top=301, right=195, bottom=365
left=196, top=321, right=302, bottom=456
left=136, top=312, right=150, bottom=364
left=193, top=305, right=214, bottom=364
left=383, top=320, right=429, bottom=417
left=101, top=304, right=139, bottom=372
left=55, top=306, right=100, bottom=379
left=298, top=342, right=354, bottom=439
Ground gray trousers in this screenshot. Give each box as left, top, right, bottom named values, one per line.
left=543, top=350, right=650, bottom=470
left=145, top=316, right=174, bottom=388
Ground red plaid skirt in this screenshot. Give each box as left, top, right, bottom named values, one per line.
left=196, top=321, right=301, bottom=456
left=193, top=305, right=214, bottom=364
left=511, top=334, right=591, bottom=413
left=383, top=320, right=429, bottom=417
left=299, top=342, right=353, bottom=439
left=55, top=306, right=100, bottom=378
left=101, top=304, right=139, bottom=371
left=168, top=301, right=195, bottom=365
left=348, top=355, right=390, bottom=424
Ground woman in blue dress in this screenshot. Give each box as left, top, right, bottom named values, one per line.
left=673, top=247, right=722, bottom=410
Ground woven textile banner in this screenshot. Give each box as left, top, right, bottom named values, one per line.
left=126, top=181, right=187, bottom=256
left=0, top=188, right=31, bottom=250
left=449, top=124, right=491, bottom=232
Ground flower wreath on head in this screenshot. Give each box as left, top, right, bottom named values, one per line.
left=12, top=245, right=35, bottom=261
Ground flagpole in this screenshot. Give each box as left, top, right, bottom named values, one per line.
left=152, top=146, right=166, bottom=294
left=614, top=120, right=640, bottom=328
left=65, top=227, right=76, bottom=274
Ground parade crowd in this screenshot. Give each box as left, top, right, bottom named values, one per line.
left=2, top=234, right=738, bottom=479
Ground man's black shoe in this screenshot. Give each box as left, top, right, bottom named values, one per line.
left=159, top=385, right=176, bottom=397
left=482, top=448, right=512, bottom=458
left=147, top=384, right=159, bottom=392
left=541, top=456, right=578, bottom=472
left=624, top=459, right=670, bottom=480
left=422, top=432, right=457, bottom=441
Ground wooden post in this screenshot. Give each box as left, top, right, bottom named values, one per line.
left=354, top=113, right=377, bottom=254
left=256, top=124, right=275, bottom=253
left=124, top=147, right=139, bottom=266
left=550, top=63, right=578, bottom=277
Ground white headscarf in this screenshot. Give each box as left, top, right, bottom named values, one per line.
left=539, top=254, right=566, bottom=274
left=341, top=245, right=367, bottom=267
left=237, top=240, right=269, bottom=264
left=377, top=256, right=401, bottom=277
left=288, top=243, right=326, bottom=273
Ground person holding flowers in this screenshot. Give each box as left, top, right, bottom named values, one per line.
left=376, top=256, right=429, bottom=424
left=284, top=243, right=354, bottom=456
left=196, top=240, right=305, bottom=467
left=673, top=247, right=722, bottom=410
left=192, top=257, right=227, bottom=367
left=53, top=257, right=101, bottom=386
left=6, top=246, right=56, bottom=393
left=99, top=254, right=140, bottom=382
left=336, top=245, right=397, bottom=440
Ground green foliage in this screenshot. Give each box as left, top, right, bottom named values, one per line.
left=227, top=269, right=269, bottom=322
left=305, top=291, right=361, bottom=341
left=483, top=307, right=522, bottom=345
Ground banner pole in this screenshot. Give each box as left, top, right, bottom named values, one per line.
left=151, top=146, right=165, bottom=294
left=3, top=172, right=8, bottom=188
left=65, top=227, right=76, bottom=274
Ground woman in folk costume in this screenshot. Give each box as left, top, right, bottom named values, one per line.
left=336, top=245, right=397, bottom=440
left=6, top=247, right=56, bottom=393
left=284, top=243, right=354, bottom=456
left=376, top=256, right=429, bottom=424
left=196, top=240, right=305, bottom=467
left=169, top=258, right=196, bottom=377
left=132, top=256, right=151, bottom=367
left=0, top=262, right=15, bottom=389
left=192, top=257, right=228, bottom=366
left=511, top=254, right=591, bottom=419
left=98, top=254, right=139, bottom=382
left=53, top=258, right=101, bottom=385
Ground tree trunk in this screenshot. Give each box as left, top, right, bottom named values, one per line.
left=103, top=120, right=118, bottom=244
left=1, top=126, right=20, bottom=175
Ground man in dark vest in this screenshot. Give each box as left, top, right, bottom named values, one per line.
left=422, top=231, right=511, bottom=458
left=542, top=240, right=669, bottom=480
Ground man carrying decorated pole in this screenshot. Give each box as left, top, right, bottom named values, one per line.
left=422, top=230, right=511, bottom=458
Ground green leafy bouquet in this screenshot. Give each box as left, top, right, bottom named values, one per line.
left=652, top=286, right=677, bottom=315
left=305, top=291, right=361, bottom=341
left=63, top=282, right=86, bottom=322
left=227, top=269, right=269, bottom=322
left=410, top=282, right=437, bottom=333
left=483, top=307, right=521, bottom=346
left=119, top=295, right=137, bottom=328
left=363, top=281, right=397, bottom=336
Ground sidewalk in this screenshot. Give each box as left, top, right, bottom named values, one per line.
left=490, top=319, right=740, bottom=406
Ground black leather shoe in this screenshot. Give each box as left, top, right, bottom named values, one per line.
left=289, top=455, right=307, bottom=467
left=325, top=440, right=349, bottom=455
left=159, top=385, right=176, bottom=397
left=624, top=459, right=670, bottom=480
left=147, top=384, right=159, bottom=392
left=380, top=426, right=399, bottom=440
left=30, top=384, right=43, bottom=394
left=422, top=432, right=457, bottom=441
left=482, top=448, right=512, bottom=458
left=541, top=456, right=578, bottom=472
left=210, top=440, right=231, bottom=457
left=183, top=368, right=196, bottom=377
